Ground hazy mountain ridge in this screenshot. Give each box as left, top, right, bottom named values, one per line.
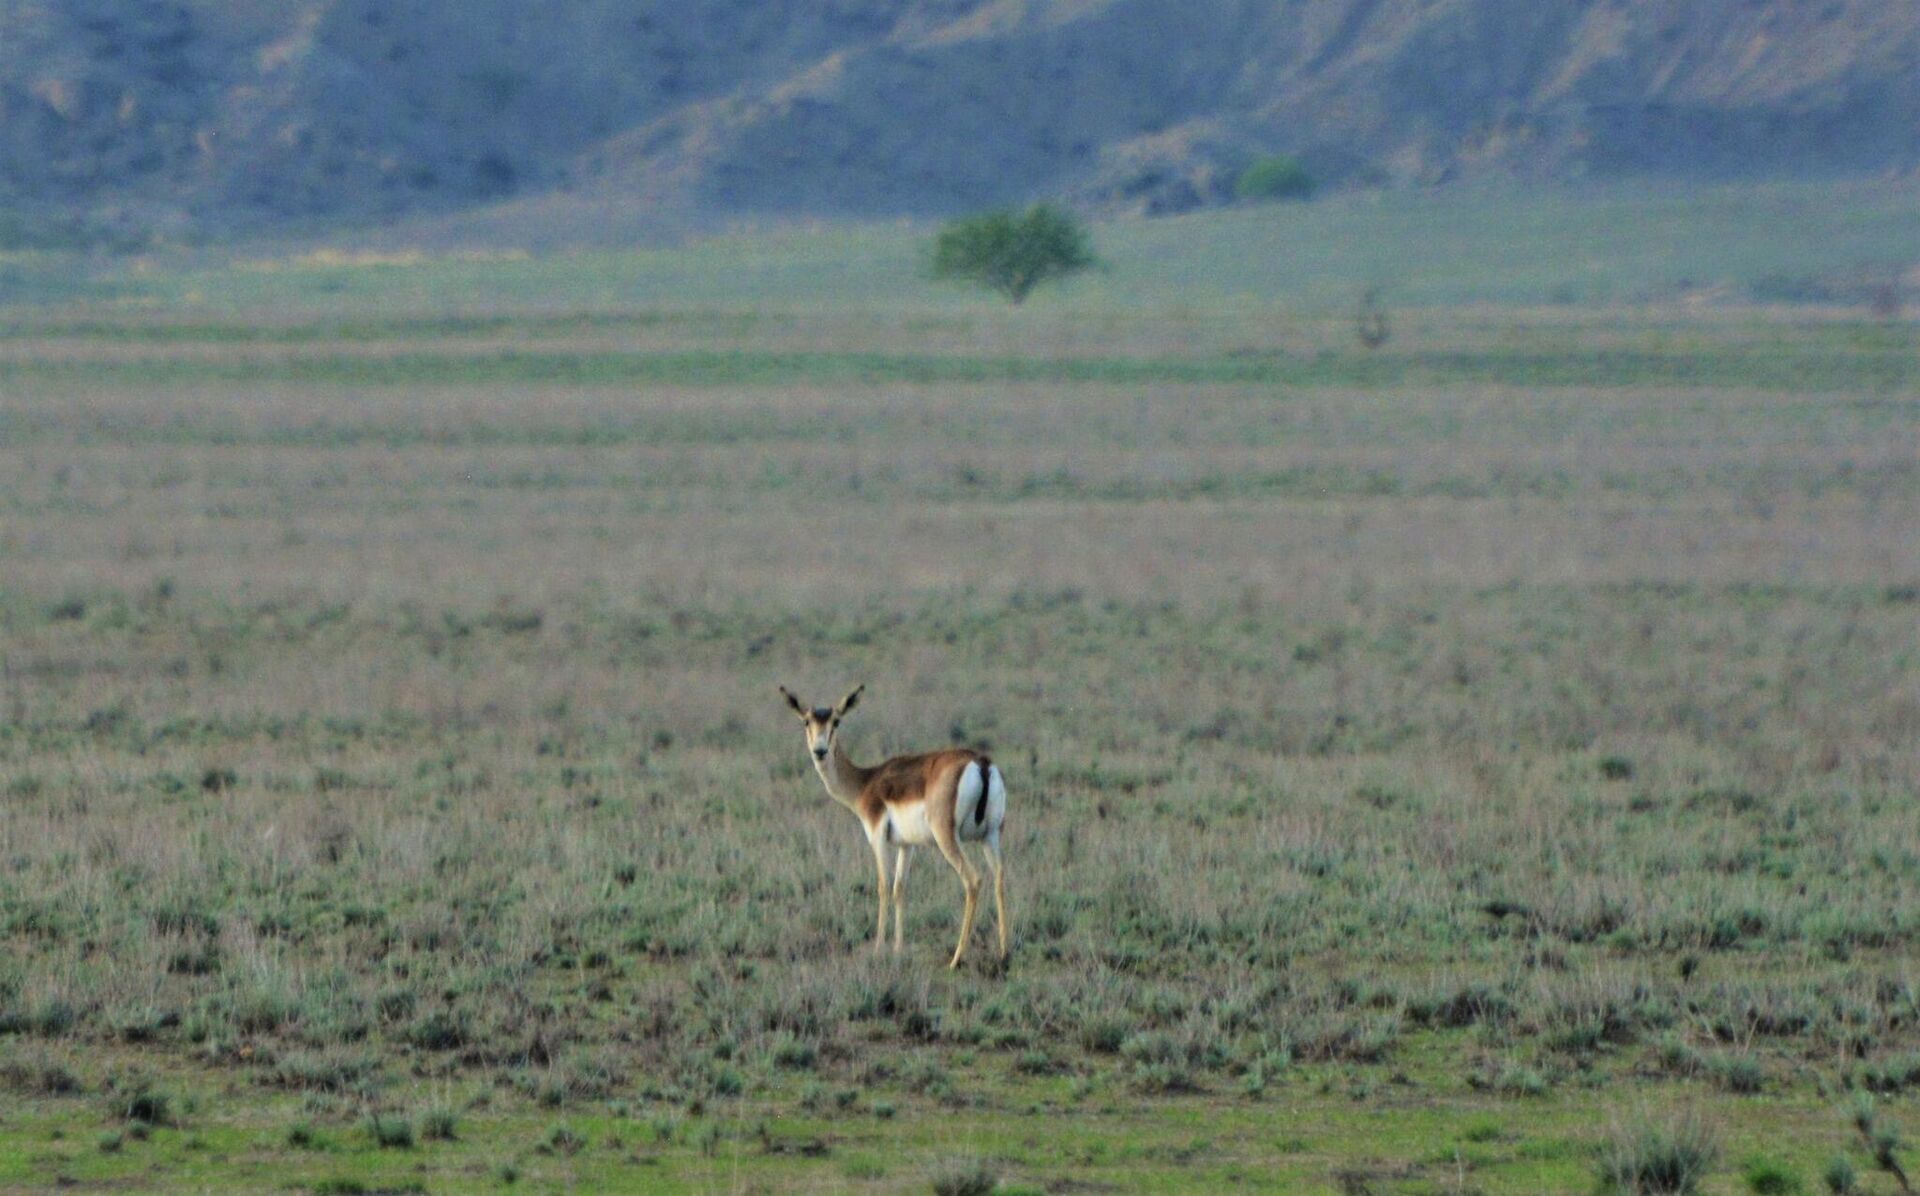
left=2, top=0, right=1915, bottom=245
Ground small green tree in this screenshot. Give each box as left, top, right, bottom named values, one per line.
left=1235, top=154, right=1316, bottom=202
left=931, top=203, right=1096, bottom=305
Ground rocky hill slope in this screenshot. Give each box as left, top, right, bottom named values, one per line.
left=3, top=0, right=1915, bottom=245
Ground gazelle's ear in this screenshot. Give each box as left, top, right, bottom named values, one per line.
left=778, top=686, right=807, bottom=719
left=835, top=684, right=865, bottom=717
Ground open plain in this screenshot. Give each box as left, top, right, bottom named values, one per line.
left=2, top=188, right=1919, bottom=1193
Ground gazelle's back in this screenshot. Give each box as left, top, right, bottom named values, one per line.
left=859, top=749, right=978, bottom=809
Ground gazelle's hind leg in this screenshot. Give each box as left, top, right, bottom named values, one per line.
left=868, top=834, right=892, bottom=955
left=983, top=832, right=1009, bottom=960
left=931, top=823, right=982, bottom=969
left=891, top=846, right=912, bottom=954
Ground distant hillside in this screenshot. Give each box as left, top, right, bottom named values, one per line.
left=3, top=0, right=1916, bottom=246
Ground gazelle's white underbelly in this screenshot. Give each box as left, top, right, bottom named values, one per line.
left=882, top=800, right=936, bottom=846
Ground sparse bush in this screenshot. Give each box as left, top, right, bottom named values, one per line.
left=264, top=1049, right=381, bottom=1094
left=543, top=1124, right=585, bottom=1156
left=1599, top=756, right=1637, bottom=781
left=1858, top=1053, right=1920, bottom=1094
left=421, top=1105, right=459, bottom=1141
left=650, top=1113, right=681, bottom=1144
left=696, top=1122, right=724, bottom=1157
left=931, top=1157, right=998, bottom=1196
left=1121, top=1030, right=1203, bottom=1093
left=1409, top=984, right=1515, bottom=1029
left=901, top=1056, right=954, bottom=1103
left=285, top=1121, right=324, bottom=1149
left=404, top=1010, right=469, bottom=1051
left=1743, top=1157, right=1805, bottom=1194
left=1870, top=1126, right=1911, bottom=1188
left=1336, top=1015, right=1401, bottom=1064
left=0, top=1050, right=82, bottom=1096
left=105, top=1076, right=173, bottom=1126
left=1494, top=1063, right=1549, bottom=1097
left=1014, top=1049, right=1055, bottom=1075
left=27, top=998, right=78, bottom=1038
left=375, top=987, right=417, bottom=1022
left=1656, top=1034, right=1702, bottom=1077
left=1078, top=1015, right=1131, bottom=1055
left=110, top=1004, right=173, bottom=1043
left=1461, top=1120, right=1504, bottom=1144
left=1242, top=1047, right=1291, bottom=1098
left=1711, top=1054, right=1767, bottom=1094
left=1851, top=1099, right=1913, bottom=1192
left=1822, top=1154, right=1857, bottom=1194
left=1598, top=1114, right=1719, bottom=1194
left=364, top=1112, right=415, bottom=1149
left=770, top=1033, right=819, bottom=1071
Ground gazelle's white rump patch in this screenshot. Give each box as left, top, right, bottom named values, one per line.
left=955, top=761, right=1005, bottom=842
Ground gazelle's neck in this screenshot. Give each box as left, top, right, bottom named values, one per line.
left=813, top=741, right=869, bottom=807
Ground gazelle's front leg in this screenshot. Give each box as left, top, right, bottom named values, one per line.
left=868, top=834, right=892, bottom=955
left=892, top=846, right=912, bottom=954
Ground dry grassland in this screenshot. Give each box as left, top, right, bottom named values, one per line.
left=0, top=306, right=1917, bottom=1193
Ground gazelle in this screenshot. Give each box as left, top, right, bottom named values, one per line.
left=779, top=685, right=1009, bottom=968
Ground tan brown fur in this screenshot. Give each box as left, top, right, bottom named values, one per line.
left=850, top=750, right=977, bottom=829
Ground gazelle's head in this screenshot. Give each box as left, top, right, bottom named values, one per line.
left=779, top=684, right=863, bottom=764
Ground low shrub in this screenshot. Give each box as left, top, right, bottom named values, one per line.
left=1711, top=1054, right=1767, bottom=1095
left=1741, top=1155, right=1804, bottom=1194
left=105, top=1077, right=172, bottom=1126
left=1857, top=1053, right=1920, bottom=1094
left=364, top=1112, right=414, bottom=1149
left=420, top=1105, right=459, bottom=1141
left=0, top=1050, right=82, bottom=1096
left=542, top=1124, right=585, bottom=1156
left=1597, top=1114, right=1719, bottom=1194
left=771, top=1033, right=819, bottom=1071
left=931, top=1157, right=998, bottom=1196
left=285, top=1121, right=324, bottom=1149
